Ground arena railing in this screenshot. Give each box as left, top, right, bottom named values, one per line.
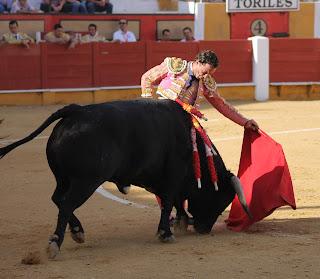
left=0, top=40, right=253, bottom=91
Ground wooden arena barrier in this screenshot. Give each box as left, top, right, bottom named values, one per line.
left=270, top=39, right=320, bottom=82
left=146, top=41, right=199, bottom=69
left=199, top=40, right=253, bottom=83
left=0, top=40, right=254, bottom=91
left=42, top=43, right=94, bottom=88
left=0, top=44, right=42, bottom=90
left=93, top=42, right=146, bottom=86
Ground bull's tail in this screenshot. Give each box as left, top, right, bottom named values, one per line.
left=0, top=104, right=81, bottom=159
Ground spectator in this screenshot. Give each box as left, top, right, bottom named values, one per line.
left=40, top=0, right=53, bottom=12
left=81, top=23, right=106, bottom=43
left=181, top=27, right=196, bottom=42
left=0, top=0, right=5, bottom=12
left=28, top=0, right=42, bottom=10
left=112, top=19, right=136, bottom=43
left=41, top=0, right=87, bottom=13
left=160, top=29, right=171, bottom=41
left=86, top=0, right=112, bottom=14
left=44, top=23, right=71, bottom=44
left=11, top=0, right=41, bottom=13
left=2, top=20, right=34, bottom=48
left=62, top=0, right=87, bottom=13
left=40, top=0, right=61, bottom=12
left=0, top=0, right=13, bottom=13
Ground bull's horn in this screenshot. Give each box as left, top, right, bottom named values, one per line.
left=230, top=176, right=253, bottom=219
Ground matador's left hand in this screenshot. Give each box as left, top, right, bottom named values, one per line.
left=245, top=119, right=259, bottom=132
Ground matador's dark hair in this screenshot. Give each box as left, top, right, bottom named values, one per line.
left=196, top=50, right=219, bottom=68
left=9, top=20, right=18, bottom=26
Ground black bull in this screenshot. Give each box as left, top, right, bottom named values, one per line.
left=0, top=99, right=250, bottom=258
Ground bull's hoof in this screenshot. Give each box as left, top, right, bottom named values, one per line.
left=71, top=231, right=85, bottom=244
left=122, top=186, right=131, bottom=194
left=46, top=235, right=60, bottom=259
left=69, top=226, right=85, bottom=243
left=116, top=183, right=131, bottom=195
left=158, top=230, right=176, bottom=243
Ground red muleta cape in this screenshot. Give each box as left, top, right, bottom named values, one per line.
left=226, top=129, right=296, bottom=231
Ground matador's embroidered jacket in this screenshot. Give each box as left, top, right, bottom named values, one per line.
left=141, top=57, right=248, bottom=126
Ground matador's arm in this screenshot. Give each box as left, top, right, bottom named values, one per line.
left=141, top=61, right=168, bottom=98
left=201, top=77, right=248, bottom=126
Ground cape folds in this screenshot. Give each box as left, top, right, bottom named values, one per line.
left=226, top=129, right=296, bottom=231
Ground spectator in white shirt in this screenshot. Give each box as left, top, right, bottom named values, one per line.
left=112, top=19, right=136, bottom=43
left=181, top=26, right=197, bottom=42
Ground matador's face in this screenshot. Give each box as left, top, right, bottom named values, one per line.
left=193, top=61, right=216, bottom=80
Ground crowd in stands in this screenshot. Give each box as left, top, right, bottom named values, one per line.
left=0, top=0, right=113, bottom=14
left=0, top=19, right=136, bottom=47
left=0, top=19, right=196, bottom=47
left=159, top=27, right=197, bottom=42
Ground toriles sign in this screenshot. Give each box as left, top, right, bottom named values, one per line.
left=226, top=0, right=299, bottom=12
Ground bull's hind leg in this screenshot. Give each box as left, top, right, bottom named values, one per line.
left=51, top=177, right=85, bottom=244
left=47, top=178, right=100, bottom=259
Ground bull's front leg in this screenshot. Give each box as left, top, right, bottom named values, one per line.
left=157, top=196, right=175, bottom=243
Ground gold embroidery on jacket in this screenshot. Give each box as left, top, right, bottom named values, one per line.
left=203, top=74, right=217, bottom=96
left=165, top=57, right=187, bottom=74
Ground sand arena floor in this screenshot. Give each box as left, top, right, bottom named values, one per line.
left=0, top=100, right=319, bottom=279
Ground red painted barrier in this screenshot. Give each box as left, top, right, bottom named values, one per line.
left=0, top=40, right=254, bottom=90
left=94, top=42, right=146, bottom=86
left=0, top=44, right=42, bottom=90
left=43, top=43, right=94, bottom=88
left=200, top=40, right=253, bottom=83
left=146, top=41, right=199, bottom=69
left=270, top=39, right=320, bottom=82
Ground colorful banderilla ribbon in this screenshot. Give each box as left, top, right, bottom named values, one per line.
left=175, top=98, right=218, bottom=191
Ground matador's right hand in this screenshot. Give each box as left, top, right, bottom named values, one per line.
left=245, top=119, right=259, bottom=132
